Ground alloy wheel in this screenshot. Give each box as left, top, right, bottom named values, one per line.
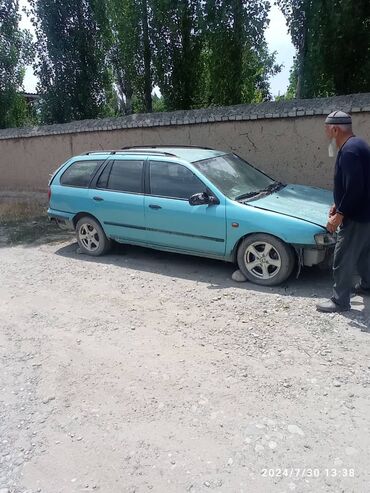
left=244, top=241, right=282, bottom=280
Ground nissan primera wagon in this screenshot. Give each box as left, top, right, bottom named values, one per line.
left=48, top=146, right=336, bottom=286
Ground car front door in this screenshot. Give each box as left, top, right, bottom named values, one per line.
left=145, top=160, right=226, bottom=256
left=89, top=157, right=146, bottom=243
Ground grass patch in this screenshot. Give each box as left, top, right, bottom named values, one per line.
left=0, top=195, right=73, bottom=245
left=0, top=200, right=45, bottom=224
left=5, top=216, right=70, bottom=245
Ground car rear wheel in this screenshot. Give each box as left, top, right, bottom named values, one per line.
left=76, top=216, right=111, bottom=256
left=237, top=233, right=295, bottom=286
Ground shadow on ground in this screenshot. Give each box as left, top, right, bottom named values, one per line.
left=2, top=206, right=368, bottom=330
left=54, top=241, right=370, bottom=330
left=340, top=297, right=370, bottom=332
left=55, top=240, right=332, bottom=294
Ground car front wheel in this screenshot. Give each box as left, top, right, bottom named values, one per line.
left=237, top=233, right=295, bottom=286
left=76, top=216, right=111, bottom=256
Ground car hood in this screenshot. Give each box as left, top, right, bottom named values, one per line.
left=244, top=184, right=333, bottom=227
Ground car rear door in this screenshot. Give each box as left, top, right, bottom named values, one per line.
left=89, top=156, right=146, bottom=243
left=144, top=159, right=226, bottom=255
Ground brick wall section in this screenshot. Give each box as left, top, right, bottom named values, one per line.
left=1, top=93, right=370, bottom=191
left=1, top=93, right=370, bottom=141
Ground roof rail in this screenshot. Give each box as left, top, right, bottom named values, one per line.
left=82, top=149, right=177, bottom=157
left=122, top=145, right=214, bottom=151
left=82, top=150, right=117, bottom=155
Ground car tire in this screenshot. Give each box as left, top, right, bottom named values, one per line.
left=237, top=233, right=295, bottom=286
left=76, top=216, right=111, bottom=257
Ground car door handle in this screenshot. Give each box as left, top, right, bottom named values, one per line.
left=149, top=204, right=162, bottom=210
left=93, top=196, right=104, bottom=202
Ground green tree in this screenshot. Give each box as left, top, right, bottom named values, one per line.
left=276, top=0, right=306, bottom=97
left=29, top=0, right=116, bottom=123
left=151, top=0, right=277, bottom=110
left=200, top=0, right=279, bottom=106
left=317, top=0, right=370, bottom=95
left=0, top=0, right=33, bottom=128
left=107, top=0, right=152, bottom=114
left=283, top=56, right=299, bottom=99
left=151, top=0, right=203, bottom=110
left=278, top=0, right=370, bottom=98
left=152, top=92, right=166, bottom=112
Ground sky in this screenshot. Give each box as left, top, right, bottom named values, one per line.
left=265, top=4, right=296, bottom=97
left=21, top=2, right=295, bottom=98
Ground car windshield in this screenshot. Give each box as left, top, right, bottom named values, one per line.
left=193, top=153, right=281, bottom=201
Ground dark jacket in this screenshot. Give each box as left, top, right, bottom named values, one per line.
left=334, top=136, right=370, bottom=222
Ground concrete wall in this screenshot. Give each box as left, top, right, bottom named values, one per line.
left=1, top=93, right=370, bottom=192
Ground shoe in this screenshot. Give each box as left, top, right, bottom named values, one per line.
left=353, top=283, right=370, bottom=296
left=316, top=300, right=350, bottom=313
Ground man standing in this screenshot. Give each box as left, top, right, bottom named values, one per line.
left=317, top=111, right=370, bottom=313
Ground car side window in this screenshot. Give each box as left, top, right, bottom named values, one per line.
left=150, top=161, right=207, bottom=200
left=60, top=160, right=103, bottom=188
left=106, top=160, right=144, bottom=193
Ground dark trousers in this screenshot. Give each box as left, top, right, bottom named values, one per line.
left=332, top=220, right=370, bottom=308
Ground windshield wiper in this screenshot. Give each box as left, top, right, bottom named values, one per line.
left=236, top=182, right=285, bottom=201
left=235, top=190, right=261, bottom=200
left=262, top=181, right=285, bottom=193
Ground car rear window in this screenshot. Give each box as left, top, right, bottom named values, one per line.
left=60, top=160, right=103, bottom=188
left=105, top=160, right=144, bottom=193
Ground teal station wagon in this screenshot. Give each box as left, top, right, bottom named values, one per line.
left=48, top=146, right=336, bottom=286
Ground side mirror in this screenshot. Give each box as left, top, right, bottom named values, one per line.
left=189, top=192, right=210, bottom=206
left=189, top=192, right=219, bottom=206
left=208, top=195, right=219, bottom=205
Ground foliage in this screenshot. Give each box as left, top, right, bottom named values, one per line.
left=278, top=0, right=370, bottom=98
left=152, top=92, right=166, bottom=112
left=151, top=0, right=204, bottom=111
left=29, top=0, right=117, bottom=123
left=151, top=0, right=279, bottom=110
left=107, top=0, right=152, bottom=114
left=1, top=0, right=281, bottom=127
left=200, top=0, right=278, bottom=106
left=0, top=0, right=33, bottom=128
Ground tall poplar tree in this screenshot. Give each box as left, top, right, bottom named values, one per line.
left=30, top=0, right=115, bottom=123
left=0, top=0, right=33, bottom=128
left=279, top=0, right=370, bottom=98
left=107, top=0, right=152, bottom=114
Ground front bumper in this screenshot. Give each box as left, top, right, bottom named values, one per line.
left=303, top=248, right=325, bottom=266
left=301, top=246, right=334, bottom=268
left=294, top=231, right=336, bottom=270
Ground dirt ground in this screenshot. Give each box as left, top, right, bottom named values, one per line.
left=0, top=196, right=369, bottom=493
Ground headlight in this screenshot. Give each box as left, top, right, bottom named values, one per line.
left=315, top=233, right=337, bottom=246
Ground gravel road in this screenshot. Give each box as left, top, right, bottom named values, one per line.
left=1, top=233, right=369, bottom=493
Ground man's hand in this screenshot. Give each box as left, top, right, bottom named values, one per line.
left=329, top=204, right=337, bottom=217
left=326, top=213, right=343, bottom=233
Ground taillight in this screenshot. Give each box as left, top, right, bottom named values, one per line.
left=48, top=186, right=51, bottom=202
